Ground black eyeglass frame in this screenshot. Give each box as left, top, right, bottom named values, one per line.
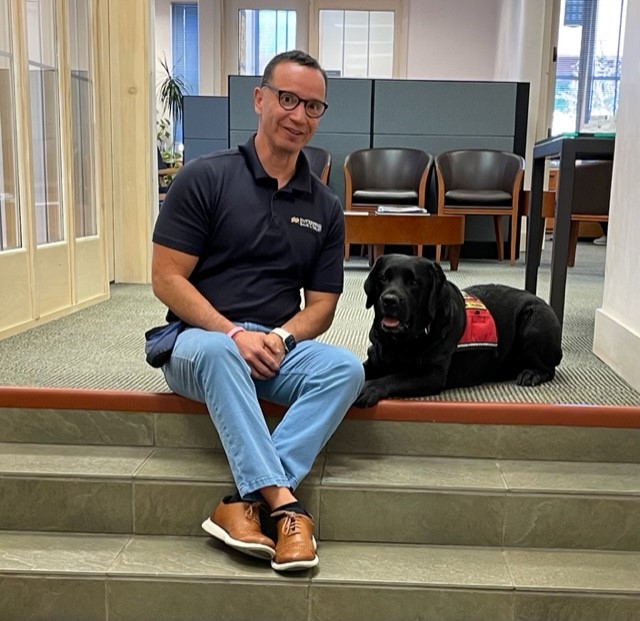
left=261, top=83, right=328, bottom=118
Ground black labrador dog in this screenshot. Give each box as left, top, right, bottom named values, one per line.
left=356, top=254, right=563, bottom=407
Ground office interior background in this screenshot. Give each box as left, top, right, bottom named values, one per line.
left=0, top=0, right=638, bottom=394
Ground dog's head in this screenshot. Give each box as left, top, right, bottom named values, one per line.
left=364, top=254, right=447, bottom=338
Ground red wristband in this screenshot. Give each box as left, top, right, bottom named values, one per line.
left=226, top=326, right=246, bottom=339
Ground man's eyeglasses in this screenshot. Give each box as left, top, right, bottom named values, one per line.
left=261, top=83, right=328, bottom=119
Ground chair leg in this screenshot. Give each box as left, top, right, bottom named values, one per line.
left=414, top=244, right=423, bottom=257
left=568, top=221, right=580, bottom=267
left=449, top=245, right=460, bottom=271
left=372, top=244, right=384, bottom=265
left=493, top=216, right=504, bottom=261
left=435, top=244, right=442, bottom=264
left=509, top=214, right=518, bottom=265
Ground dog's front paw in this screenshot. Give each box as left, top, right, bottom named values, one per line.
left=517, top=369, right=552, bottom=386
left=354, top=381, right=388, bottom=408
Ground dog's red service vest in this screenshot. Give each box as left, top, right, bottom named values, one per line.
left=457, top=292, right=498, bottom=350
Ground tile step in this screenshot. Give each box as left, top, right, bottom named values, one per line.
left=2, top=407, right=640, bottom=462
left=1, top=443, right=640, bottom=550
left=0, top=531, right=639, bottom=621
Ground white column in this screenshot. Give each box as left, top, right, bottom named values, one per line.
left=593, top=0, right=640, bottom=392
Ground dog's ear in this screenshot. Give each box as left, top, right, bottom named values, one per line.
left=426, top=260, right=447, bottom=320
left=364, top=256, right=386, bottom=308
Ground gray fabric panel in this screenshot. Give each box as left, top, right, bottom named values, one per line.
left=184, top=140, right=228, bottom=163
left=183, top=96, right=228, bottom=139
left=373, top=80, right=518, bottom=136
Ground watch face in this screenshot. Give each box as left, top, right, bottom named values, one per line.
left=285, top=335, right=296, bottom=351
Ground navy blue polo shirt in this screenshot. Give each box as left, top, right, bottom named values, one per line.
left=153, top=137, right=345, bottom=327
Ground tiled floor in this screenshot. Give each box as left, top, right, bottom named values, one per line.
left=1, top=532, right=639, bottom=621
left=2, top=399, right=640, bottom=620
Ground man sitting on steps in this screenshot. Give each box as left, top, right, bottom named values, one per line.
left=149, top=50, right=364, bottom=572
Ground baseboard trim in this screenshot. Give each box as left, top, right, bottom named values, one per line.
left=1, top=386, right=639, bottom=428
left=594, top=308, right=640, bottom=394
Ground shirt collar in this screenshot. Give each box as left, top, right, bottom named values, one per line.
left=239, top=135, right=313, bottom=194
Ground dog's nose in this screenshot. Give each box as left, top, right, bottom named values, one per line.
left=381, top=293, right=400, bottom=312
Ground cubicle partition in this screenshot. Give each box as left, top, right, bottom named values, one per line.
left=227, top=76, right=372, bottom=204
left=182, top=77, right=529, bottom=258
left=372, top=80, right=529, bottom=254
left=183, top=96, right=228, bottom=162
left=372, top=80, right=527, bottom=153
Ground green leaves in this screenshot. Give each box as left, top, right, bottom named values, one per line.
left=157, top=54, right=188, bottom=126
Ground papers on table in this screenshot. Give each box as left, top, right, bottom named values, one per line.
left=376, top=205, right=430, bottom=215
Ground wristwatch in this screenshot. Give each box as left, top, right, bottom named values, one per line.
left=271, top=327, right=296, bottom=353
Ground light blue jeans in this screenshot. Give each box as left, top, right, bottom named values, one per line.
left=162, top=323, right=365, bottom=499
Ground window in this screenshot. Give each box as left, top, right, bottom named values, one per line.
left=0, top=0, right=21, bottom=250
left=552, top=0, right=626, bottom=135
left=238, top=9, right=296, bottom=75
left=171, top=3, right=198, bottom=145
left=26, top=0, right=63, bottom=245
left=319, top=10, right=394, bottom=78
left=68, top=0, right=96, bottom=238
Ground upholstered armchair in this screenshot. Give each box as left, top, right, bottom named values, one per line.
left=434, top=149, right=525, bottom=264
left=343, top=147, right=434, bottom=261
left=344, top=147, right=433, bottom=212
left=523, top=160, right=612, bottom=267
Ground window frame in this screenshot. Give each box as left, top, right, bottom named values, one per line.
left=223, top=0, right=309, bottom=88
left=552, top=0, right=626, bottom=135
left=0, top=0, right=21, bottom=251
left=171, top=2, right=199, bottom=144
left=310, top=0, right=407, bottom=78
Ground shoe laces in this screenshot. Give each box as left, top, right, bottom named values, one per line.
left=280, top=511, right=302, bottom=536
left=244, top=501, right=262, bottom=526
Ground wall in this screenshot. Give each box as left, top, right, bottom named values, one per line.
left=156, top=0, right=552, bottom=167
left=406, top=0, right=502, bottom=80
left=406, top=0, right=553, bottom=185
left=493, top=0, right=555, bottom=187
left=593, top=0, right=640, bottom=392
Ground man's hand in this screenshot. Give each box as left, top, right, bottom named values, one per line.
left=232, top=331, right=286, bottom=380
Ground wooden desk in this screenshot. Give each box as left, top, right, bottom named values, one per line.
left=525, top=134, right=615, bottom=331
left=344, top=212, right=465, bottom=271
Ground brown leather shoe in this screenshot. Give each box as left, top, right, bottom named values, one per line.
left=202, top=497, right=275, bottom=560
left=270, top=510, right=318, bottom=571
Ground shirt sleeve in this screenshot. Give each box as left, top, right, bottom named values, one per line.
left=153, top=159, right=216, bottom=257
left=306, top=194, right=345, bottom=294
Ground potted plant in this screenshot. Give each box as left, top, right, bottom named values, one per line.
left=157, top=54, right=189, bottom=167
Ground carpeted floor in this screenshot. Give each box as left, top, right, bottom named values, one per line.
left=1, top=239, right=638, bottom=406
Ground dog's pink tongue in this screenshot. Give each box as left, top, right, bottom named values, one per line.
left=382, top=317, right=400, bottom=328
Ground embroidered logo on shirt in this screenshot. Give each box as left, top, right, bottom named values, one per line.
left=291, top=216, right=322, bottom=233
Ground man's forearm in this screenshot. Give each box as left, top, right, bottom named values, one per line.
left=281, top=297, right=338, bottom=342
left=153, top=274, right=233, bottom=333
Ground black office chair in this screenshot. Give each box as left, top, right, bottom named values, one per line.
left=344, top=147, right=433, bottom=211
left=533, top=160, right=612, bottom=267
left=435, top=149, right=525, bottom=265
left=566, top=160, right=612, bottom=265
left=343, top=147, right=434, bottom=260
left=302, top=146, right=332, bottom=184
